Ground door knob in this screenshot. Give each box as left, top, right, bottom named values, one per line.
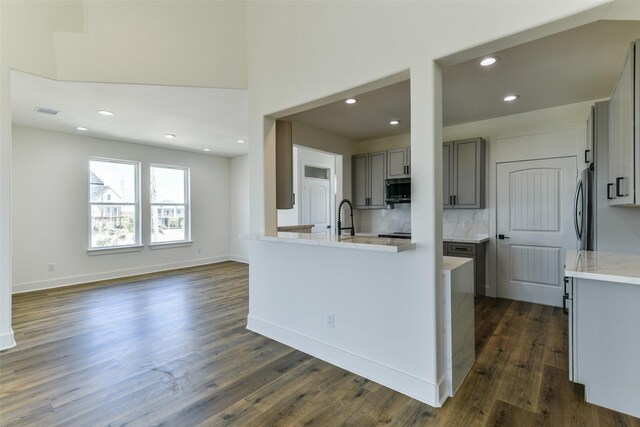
left=498, top=234, right=510, bottom=240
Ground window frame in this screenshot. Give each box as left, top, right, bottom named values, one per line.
left=149, top=163, right=191, bottom=246
left=88, top=157, right=142, bottom=252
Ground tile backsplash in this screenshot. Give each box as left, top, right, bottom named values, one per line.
left=443, top=209, right=489, bottom=237
left=356, top=206, right=489, bottom=237
left=356, top=204, right=411, bottom=234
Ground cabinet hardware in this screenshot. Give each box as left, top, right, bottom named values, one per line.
left=584, top=149, right=591, bottom=163
left=607, top=183, right=614, bottom=200
left=453, top=195, right=457, bottom=205
left=452, top=246, right=470, bottom=251
left=292, top=193, right=295, bottom=205
left=616, top=177, right=625, bottom=197
left=562, top=294, right=569, bottom=315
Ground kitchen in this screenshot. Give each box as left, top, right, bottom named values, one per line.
left=250, top=18, right=640, bottom=416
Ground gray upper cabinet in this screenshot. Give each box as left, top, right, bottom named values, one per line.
left=353, top=151, right=387, bottom=209
left=443, top=137, right=486, bottom=209
left=608, top=40, right=639, bottom=206
left=275, top=120, right=294, bottom=209
left=353, top=154, right=368, bottom=208
left=387, top=148, right=411, bottom=178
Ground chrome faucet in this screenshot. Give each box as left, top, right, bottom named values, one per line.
left=337, top=198, right=355, bottom=236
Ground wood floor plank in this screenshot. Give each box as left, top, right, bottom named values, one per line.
left=2, top=262, right=639, bottom=426
left=484, top=400, right=544, bottom=427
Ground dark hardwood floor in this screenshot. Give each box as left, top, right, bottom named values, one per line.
left=1, top=261, right=638, bottom=426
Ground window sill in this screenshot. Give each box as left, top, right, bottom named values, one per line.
left=149, top=241, right=193, bottom=250
left=87, top=245, right=144, bottom=256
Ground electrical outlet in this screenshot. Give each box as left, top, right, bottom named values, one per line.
left=326, top=313, right=335, bottom=328
left=48, top=263, right=55, bottom=272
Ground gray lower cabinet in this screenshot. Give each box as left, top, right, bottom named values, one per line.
left=353, top=151, right=387, bottom=209
left=443, top=241, right=486, bottom=296
left=443, top=137, right=486, bottom=209
left=387, top=148, right=411, bottom=178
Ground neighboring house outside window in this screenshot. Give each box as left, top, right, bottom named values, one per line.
left=89, top=158, right=140, bottom=249
left=150, top=164, right=190, bottom=244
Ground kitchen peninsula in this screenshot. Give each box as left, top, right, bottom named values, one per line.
left=564, top=250, right=640, bottom=418
left=248, top=232, right=474, bottom=405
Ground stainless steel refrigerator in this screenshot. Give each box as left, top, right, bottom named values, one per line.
left=574, top=163, right=594, bottom=250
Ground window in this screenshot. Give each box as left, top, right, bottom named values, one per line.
left=89, top=158, right=140, bottom=249
left=150, top=164, right=190, bottom=244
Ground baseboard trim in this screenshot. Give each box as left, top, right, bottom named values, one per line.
left=437, top=374, right=449, bottom=406
left=0, top=329, right=16, bottom=351
left=13, top=256, right=232, bottom=294
left=247, top=315, right=440, bottom=406
left=230, top=255, right=249, bottom=264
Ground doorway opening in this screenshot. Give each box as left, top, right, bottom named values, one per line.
left=277, top=145, right=341, bottom=234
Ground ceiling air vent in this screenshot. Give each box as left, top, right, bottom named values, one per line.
left=34, top=106, right=60, bottom=116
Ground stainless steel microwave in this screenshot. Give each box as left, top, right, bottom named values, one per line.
left=385, top=178, right=411, bottom=204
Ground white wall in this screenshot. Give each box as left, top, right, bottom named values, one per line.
left=355, top=133, right=410, bottom=155
left=12, top=125, right=231, bottom=292
left=245, top=0, right=616, bottom=406
left=230, top=155, right=249, bottom=263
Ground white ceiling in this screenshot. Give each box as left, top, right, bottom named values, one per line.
left=443, top=20, right=640, bottom=126
left=10, top=20, right=640, bottom=150
left=279, top=20, right=640, bottom=139
left=10, top=72, right=249, bottom=157
left=283, top=80, right=411, bottom=141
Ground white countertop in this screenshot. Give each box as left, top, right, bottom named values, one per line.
left=355, top=232, right=489, bottom=244
left=443, top=255, right=473, bottom=271
left=443, top=235, right=489, bottom=244
left=256, top=232, right=416, bottom=253
left=565, top=250, right=640, bottom=285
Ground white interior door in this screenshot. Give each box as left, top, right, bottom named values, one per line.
left=301, top=176, right=331, bottom=233
left=497, top=157, right=577, bottom=307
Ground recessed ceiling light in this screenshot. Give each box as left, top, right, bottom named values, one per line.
left=76, top=127, right=88, bottom=131
left=345, top=98, right=357, bottom=105
left=389, top=120, right=401, bottom=125
left=165, top=134, right=175, bottom=139
left=203, top=148, right=211, bottom=152
left=480, top=56, right=498, bottom=66
left=503, top=95, right=520, bottom=102
left=97, top=110, right=114, bottom=116
left=237, top=139, right=246, bottom=144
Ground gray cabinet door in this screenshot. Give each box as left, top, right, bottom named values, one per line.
left=352, top=154, right=368, bottom=208
left=369, top=151, right=387, bottom=207
left=608, top=41, right=636, bottom=206
left=275, top=120, right=293, bottom=209
left=443, top=138, right=485, bottom=209
left=443, top=141, right=454, bottom=208
left=453, top=138, right=485, bottom=209
left=387, top=148, right=410, bottom=178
